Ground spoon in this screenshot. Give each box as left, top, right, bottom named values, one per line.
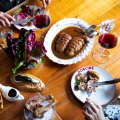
left=74, top=25, right=98, bottom=38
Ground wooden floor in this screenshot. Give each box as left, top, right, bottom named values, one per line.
left=0, top=0, right=120, bottom=120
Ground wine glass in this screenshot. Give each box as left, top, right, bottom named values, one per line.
left=33, top=13, right=50, bottom=29
left=92, top=19, right=118, bottom=63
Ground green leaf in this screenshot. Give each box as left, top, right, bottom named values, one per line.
left=38, top=58, right=43, bottom=64
left=12, top=61, right=24, bottom=74
left=15, top=8, right=22, bottom=14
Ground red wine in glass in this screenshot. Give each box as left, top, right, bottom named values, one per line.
left=99, top=33, right=118, bottom=49
left=33, top=14, right=50, bottom=28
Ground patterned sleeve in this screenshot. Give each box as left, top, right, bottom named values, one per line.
left=103, top=105, right=120, bottom=120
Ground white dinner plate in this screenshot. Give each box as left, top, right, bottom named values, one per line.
left=44, top=18, right=95, bottom=65
left=71, top=66, right=116, bottom=105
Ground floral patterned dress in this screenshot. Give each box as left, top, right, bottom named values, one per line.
left=103, top=105, right=120, bottom=120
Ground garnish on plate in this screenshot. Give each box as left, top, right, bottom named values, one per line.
left=3, top=28, right=46, bottom=73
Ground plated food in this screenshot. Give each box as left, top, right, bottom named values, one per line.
left=44, top=18, right=95, bottom=65
left=52, top=26, right=89, bottom=59
left=74, top=70, right=99, bottom=93
left=10, top=73, right=45, bottom=91
left=24, top=95, right=57, bottom=120
left=71, top=66, right=116, bottom=105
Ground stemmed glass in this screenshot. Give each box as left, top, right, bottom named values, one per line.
left=92, top=19, right=118, bottom=63
left=32, top=7, right=51, bottom=29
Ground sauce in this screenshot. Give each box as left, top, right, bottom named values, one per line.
left=8, top=89, right=17, bottom=97
left=52, top=26, right=87, bottom=59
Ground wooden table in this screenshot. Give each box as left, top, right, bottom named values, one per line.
left=0, top=0, right=120, bottom=120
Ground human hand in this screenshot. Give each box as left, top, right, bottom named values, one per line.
left=41, top=0, right=51, bottom=7
left=84, top=98, right=105, bottom=120
left=0, top=12, right=15, bottom=27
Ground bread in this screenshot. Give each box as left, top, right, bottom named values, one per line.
left=10, top=73, right=45, bottom=92
left=0, top=92, right=3, bottom=109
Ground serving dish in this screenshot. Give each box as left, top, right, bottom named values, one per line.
left=71, top=66, right=116, bottom=105
left=44, top=18, right=95, bottom=65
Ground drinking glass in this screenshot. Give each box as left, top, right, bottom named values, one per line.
left=33, top=13, right=50, bottom=29
left=92, top=19, right=118, bottom=63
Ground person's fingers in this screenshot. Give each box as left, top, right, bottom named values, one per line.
left=87, top=107, right=96, bottom=116
left=4, top=13, right=15, bottom=21
left=42, top=0, right=50, bottom=7
left=0, top=16, right=11, bottom=27
left=86, top=98, right=102, bottom=109
left=84, top=111, right=93, bottom=120
left=45, top=0, right=50, bottom=5
left=42, top=0, right=47, bottom=7
left=0, top=19, right=6, bottom=27
left=0, top=12, right=14, bottom=26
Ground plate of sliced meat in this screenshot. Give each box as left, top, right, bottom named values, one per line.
left=44, top=18, right=95, bottom=65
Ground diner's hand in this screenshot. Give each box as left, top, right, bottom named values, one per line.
left=0, top=12, right=15, bottom=27
left=41, top=0, right=51, bottom=7
left=84, top=98, right=105, bottom=120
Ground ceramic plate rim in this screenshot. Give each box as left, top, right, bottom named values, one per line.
left=44, top=18, right=95, bottom=65
left=71, top=66, right=116, bottom=105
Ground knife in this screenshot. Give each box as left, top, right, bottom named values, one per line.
left=11, top=18, right=32, bottom=25
left=91, top=78, right=120, bottom=87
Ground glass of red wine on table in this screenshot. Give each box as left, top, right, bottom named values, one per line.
left=92, top=19, right=119, bottom=64
left=33, top=13, right=50, bottom=28
left=30, top=6, right=51, bottom=29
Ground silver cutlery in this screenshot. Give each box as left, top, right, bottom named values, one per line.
left=91, top=78, right=120, bottom=87
left=11, top=18, right=33, bottom=25
left=74, top=25, right=98, bottom=38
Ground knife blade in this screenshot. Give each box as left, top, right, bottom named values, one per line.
left=11, top=18, right=32, bottom=25
left=91, top=78, right=120, bottom=87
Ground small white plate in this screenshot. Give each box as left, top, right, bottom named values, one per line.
left=44, top=18, right=95, bottom=65
left=71, top=66, right=116, bottom=105
left=13, top=5, right=39, bottom=30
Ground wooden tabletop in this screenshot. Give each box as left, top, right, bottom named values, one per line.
left=0, top=0, right=120, bottom=120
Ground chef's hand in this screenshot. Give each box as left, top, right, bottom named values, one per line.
left=0, top=12, right=15, bottom=27
left=41, top=0, right=51, bottom=7
left=84, top=98, right=105, bottom=120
